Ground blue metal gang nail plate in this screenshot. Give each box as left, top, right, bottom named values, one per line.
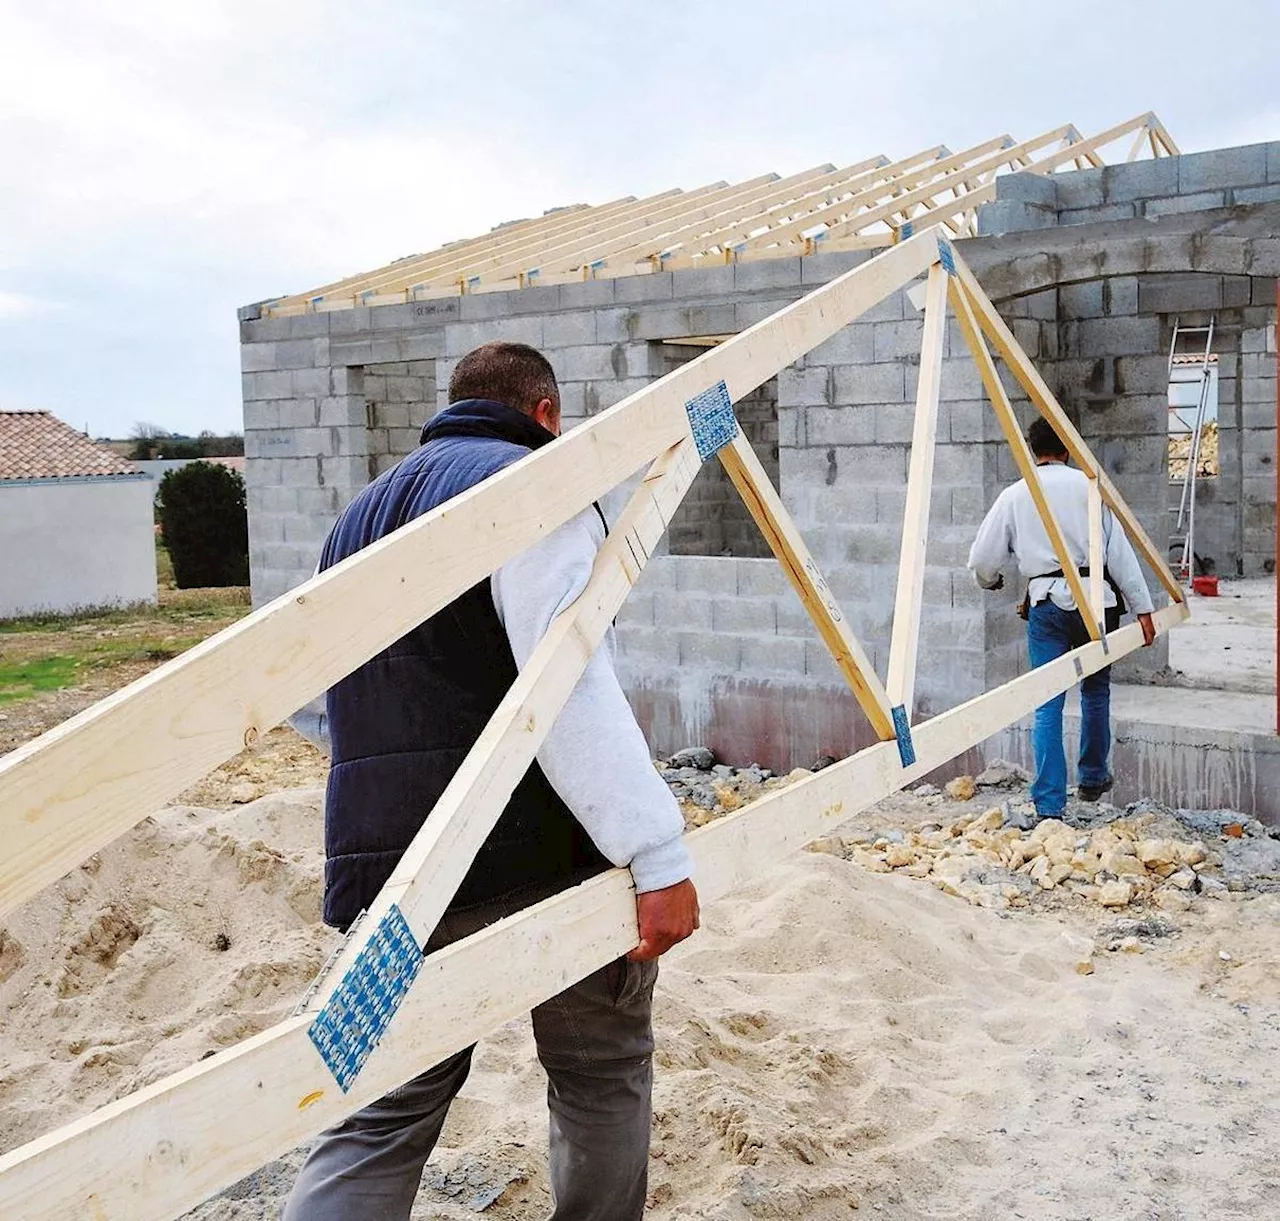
left=685, top=380, right=740, bottom=463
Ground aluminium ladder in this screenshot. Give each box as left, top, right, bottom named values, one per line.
left=1167, top=315, right=1215, bottom=581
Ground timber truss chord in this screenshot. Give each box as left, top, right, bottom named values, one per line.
left=0, top=226, right=1187, bottom=1221
left=261, top=111, right=1177, bottom=316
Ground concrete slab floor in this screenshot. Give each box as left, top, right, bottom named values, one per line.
left=1167, top=577, right=1276, bottom=696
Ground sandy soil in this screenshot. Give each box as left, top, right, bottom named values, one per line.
left=1, top=750, right=1276, bottom=1221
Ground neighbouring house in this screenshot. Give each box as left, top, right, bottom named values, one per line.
left=0, top=411, right=158, bottom=618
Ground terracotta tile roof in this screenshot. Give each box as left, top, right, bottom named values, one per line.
left=0, top=411, right=142, bottom=482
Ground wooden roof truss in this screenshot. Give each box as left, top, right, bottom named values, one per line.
left=1, top=224, right=1186, bottom=1219
left=263, top=111, right=1177, bottom=316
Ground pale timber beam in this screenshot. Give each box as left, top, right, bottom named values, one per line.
left=1087, top=478, right=1106, bottom=627
left=0, top=604, right=1186, bottom=1221
left=0, top=230, right=942, bottom=920
left=949, top=255, right=1185, bottom=603
left=885, top=262, right=948, bottom=716
left=717, top=432, right=896, bottom=741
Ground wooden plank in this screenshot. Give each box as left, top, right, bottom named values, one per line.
left=885, top=262, right=948, bottom=714
left=267, top=194, right=646, bottom=312
left=1087, top=477, right=1106, bottom=625
left=0, top=229, right=942, bottom=920
left=383, top=180, right=743, bottom=293
left=579, top=158, right=889, bottom=270
left=638, top=145, right=953, bottom=263
left=1125, top=126, right=1150, bottom=162
left=808, top=127, right=1076, bottom=245
left=315, top=437, right=701, bottom=989
left=948, top=277, right=1100, bottom=639
left=717, top=432, right=896, bottom=741
left=0, top=603, right=1185, bottom=1221
left=738, top=134, right=1035, bottom=253
left=1149, top=114, right=1180, bottom=156
left=948, top=254, right=1185, bottom=603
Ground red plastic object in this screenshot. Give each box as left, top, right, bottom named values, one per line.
left=1192, top=575, right=1219, bottom=597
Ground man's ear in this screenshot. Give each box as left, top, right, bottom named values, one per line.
left=532, top=397, right=560, bottom=435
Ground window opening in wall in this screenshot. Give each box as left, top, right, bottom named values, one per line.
left=1167, top=352, right=1219, bottom=481
left=656, top=340, right=779, bottom=558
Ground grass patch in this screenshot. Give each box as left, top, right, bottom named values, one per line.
left=0, top=656, right=82, bottom=705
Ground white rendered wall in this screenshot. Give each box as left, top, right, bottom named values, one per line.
left=0, top=478, right=158, bottom=618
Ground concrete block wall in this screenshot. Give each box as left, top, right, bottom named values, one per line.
left=979, top=141, right=1280, bottom=235
left=364, top=360, right=435, bottom=476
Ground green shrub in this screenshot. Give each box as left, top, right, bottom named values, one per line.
left=157, top=463, right=249, bottom=588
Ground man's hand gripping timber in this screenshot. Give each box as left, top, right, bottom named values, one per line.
left=629, top=878, right=700, bottom=962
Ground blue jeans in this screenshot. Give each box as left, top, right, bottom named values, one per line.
left=1026, top=601, right=1118, bottom=815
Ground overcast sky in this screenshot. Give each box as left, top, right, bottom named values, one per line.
left=1, top=0, right=1276, bottom=439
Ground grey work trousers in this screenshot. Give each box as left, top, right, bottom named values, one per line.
left=282, top=924, right=659, bottom=1221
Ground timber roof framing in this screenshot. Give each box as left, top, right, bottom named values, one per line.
left=264, top=111, right=1177, bottom=317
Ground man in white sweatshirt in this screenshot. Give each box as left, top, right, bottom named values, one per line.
left=284, top=343, right=698, bottom=1221
left=967, top=418, right=1156, bottom=816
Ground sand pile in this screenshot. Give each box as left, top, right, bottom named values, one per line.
left=1, top=762, right=1278, bottom=1219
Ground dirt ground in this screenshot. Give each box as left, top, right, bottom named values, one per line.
left=1, top=601, right=1278, bottom=1219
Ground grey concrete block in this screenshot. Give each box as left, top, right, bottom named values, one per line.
left=876, top=485, right=907, bottom=525
left=614, top=273, right=673, bottom=303
left=1113, top=355, right=1171, bottom=396
left=832, top=362, right=906, bottom=405
left=242, top=400, right=281, bottom=431
left=1250, top=278, right=1277, bottom=307
left=398, top=332, right=446, bottom=362
left=590, top=378, right=653, bottom=412
left=806, top=324, right=875, bottom=366
left=1059, top=280, right=1105, bottom=319
left=615, top=592, right=655, bottom=629
left=803, top=484, right=877, bottom=526
left=777, top=405, right=804, bottom=448
left=947, top=399, right=987, bottom=443
left=459, top=285, right=560, bottom=320
left=557, top=279, right=617, bottom=309
left=777, top=366, right=831, bottom=408
left=594, top=308, right=636, bottom=343
left=629, top=304, right=737, bottom=341
left=735, top=559, right=789, bottom=597
left=875, top=403, right=915, bottom=444
left=930, top=442, right=986, bottom=486
left=1178, top=143, right=1270, bottom=194
left=976, top=200, right=1053, bottom=237
left=805, top=405, right=875, bottom=446
left=1223, top=275, right=1252, bottom=308
left=801, top=249, right=873, bottom=285
left=671, top=264, right=736, bottom=297
left=541, top=311, right=597, bottom=348
left=275, top=399, right=321, bottom=429
left=939, top=358, right=985, bottom=400
left=734, top=258, right=802, bottom=291
left=843, top=523, right=908, bottom=564
left=873, top=319, right=925, bottom=360
left=1053, top=166, right=1104, bottom=210
left=443, top=316, right=544, bottom=357
left=671, top=555, right=737, bottom=595
left=292, top=368, right=332, bottom=399
left=1143, top=191, right=1228, bottom=218
left=679, top=632, right=742, bottom=673
left=328, top=307, right=374, bottom=336
left=1058, top=203, right=1138, bottom=226
left=740, top=634, right=805, bottom=676
left=995, top=171, right=1057, bottom=206
left=1241, top=324, right=1277, bottom=354
left=330, top=339, right=374, bottom=365
left=1247, top=239, right=1280, bottom=276
left=319, top=455, right=372, bottom=489
left=240, top=343, right=278, bottom=373
left=1105, top=276, right=1139, bottom=316
left=616, top=626, right=680, bottom=667
left=712, top=596, right=776, bottom=634
left=734, top=297, right=802, bottom=330
left=243, top=370, right=294, bottom=400
left=1074, top=315, right=1163, bottom=356
left=1236, top=183, right=1280, bottom=205
left=1101, top=157, right=1180, bottom=204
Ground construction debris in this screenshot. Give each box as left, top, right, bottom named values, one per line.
left=662, top=756, right=1280, bottom=913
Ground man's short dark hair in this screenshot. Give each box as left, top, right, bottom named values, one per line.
left=1027, top=417, right=1069, bottom=459
left=448, top=342, right=559, bottom=415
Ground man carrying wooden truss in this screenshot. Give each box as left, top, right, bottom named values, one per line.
left=284, top=341, right=701, bottom=1221
left=968, top=417, right=1157, bottom=817
left=0, top=226, right=1187, bottom=1221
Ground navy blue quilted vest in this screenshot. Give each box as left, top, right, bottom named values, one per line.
left=317, top=398, right=608, bottom=931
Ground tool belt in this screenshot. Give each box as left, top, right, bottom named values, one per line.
left=1016, top=566, right=1127, bottom=621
